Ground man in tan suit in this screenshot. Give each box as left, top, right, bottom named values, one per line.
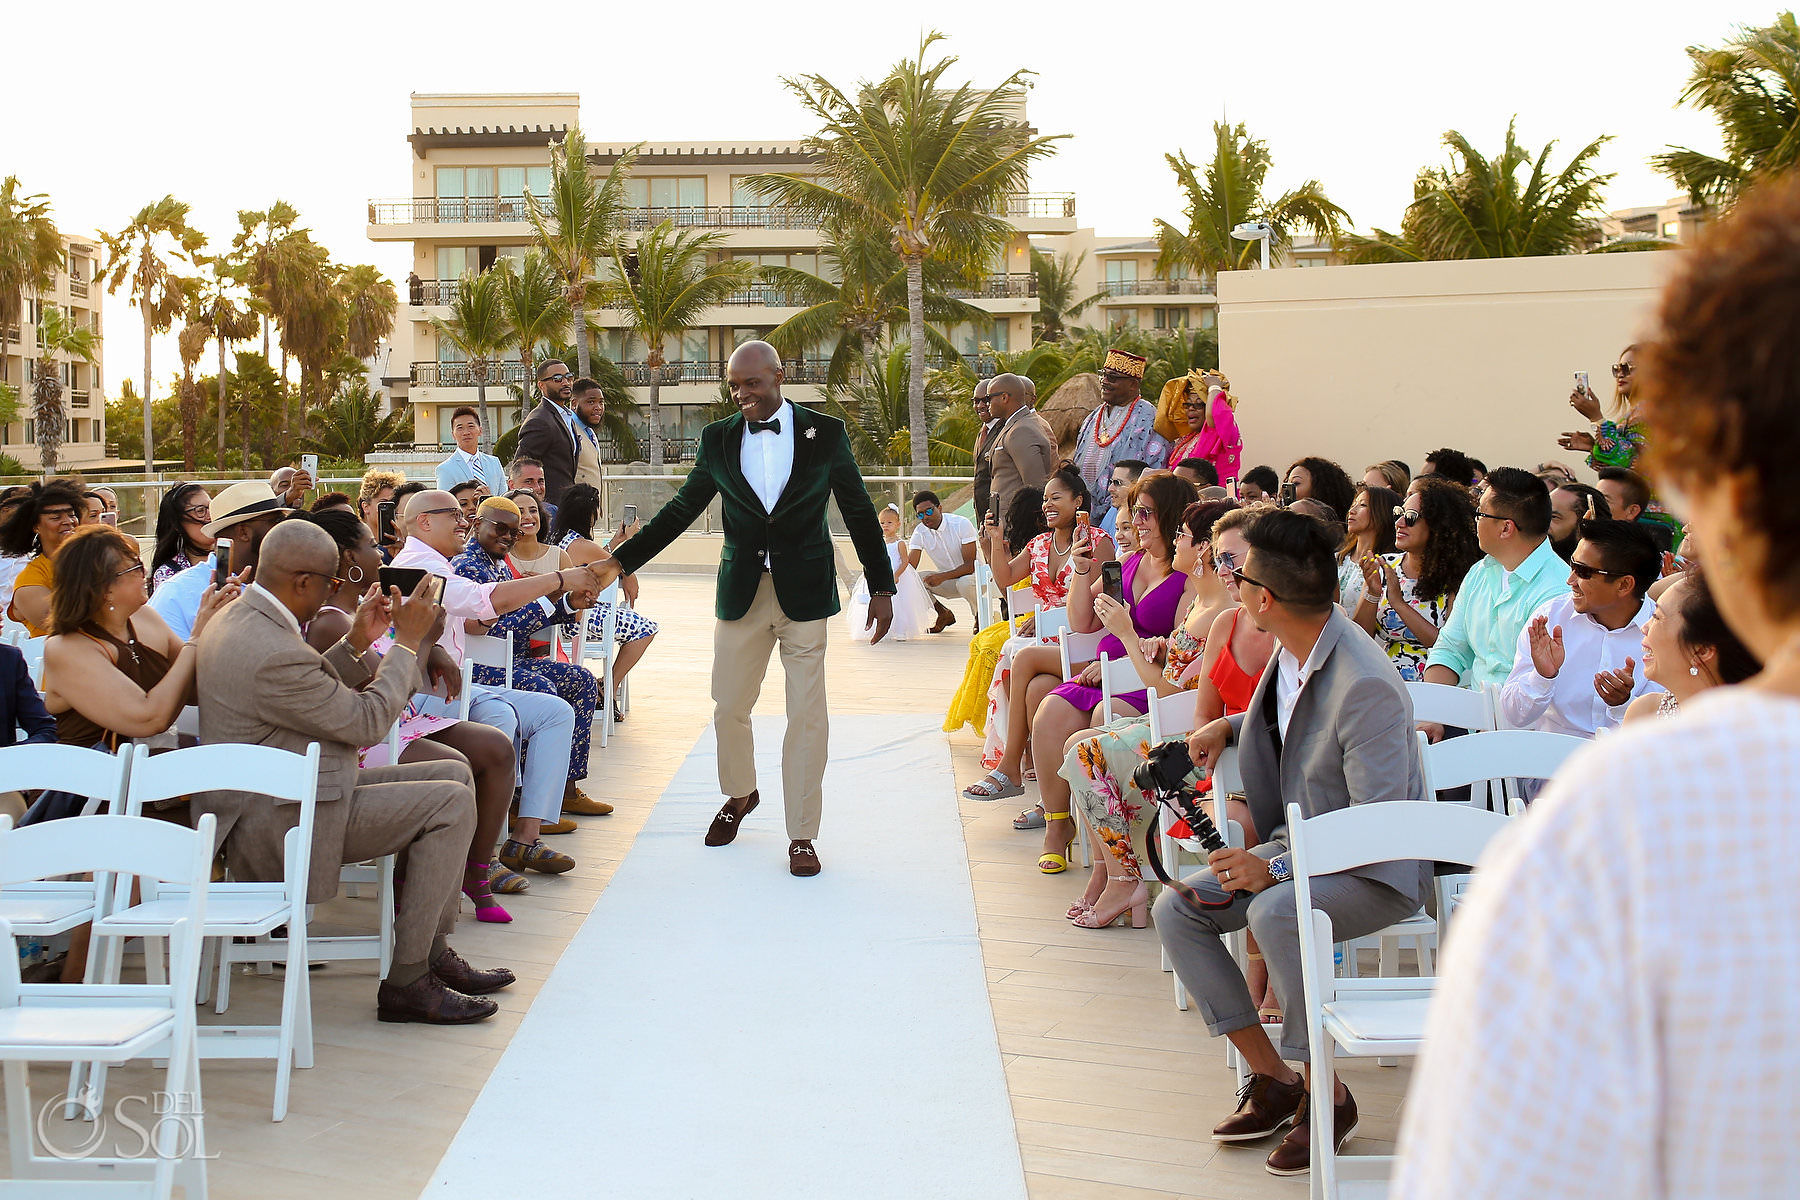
left=571, top=378, right=607, bottom=493
left=194, top=521, right=514, bottom=1025
left=986, top=372, right=1057, bottom=526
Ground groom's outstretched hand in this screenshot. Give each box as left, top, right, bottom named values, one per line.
left=587, top=557, right=622, bottom=592
left=866, top=594, right=894, bottom=644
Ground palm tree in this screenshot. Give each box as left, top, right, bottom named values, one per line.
left=231, top=201, right=299, bottom=359
left=0, top=178, right=63, bottom=346
left=1154, top=122, right=1350, bottom=279
left=1339, top=121, right=1612, bottom=263
left=306, top=384, right=414, bottom=460
left=1030, top=248, right=1103, bottom=341
left=496, top=252, right=570, bottom=411
left=821, top=343, right=973, bottom=468
left=337, top=263, right=396, bottom=362
left=746, top=33, right=1065, bottom=474
left=267, top=231, right=335, bottom=448
left=762, top=224, right=985, bottom=388
left=526, top=128, right=637, bottom=380
left=430, top=268, right=514, bottom=454
left=602, top=222, right=757, bottom=470
left=30, top=304, right=98, bottom=474
left=176, top=298, right=210, bottom=471
left=192, top=254, right=261, bottom=463
left=100, top=196, right=203, bottom=476
left=1653, top=13, right=1800, bottom=206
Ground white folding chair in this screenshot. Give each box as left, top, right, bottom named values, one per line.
left=1058, top=631, right=1105, bottom=682
left=974, top=559, right=996, bottom=628
left=0, top=744, right=134, bottom=938
left=95, top=743, right=322, bottom=1122
left=1064, top=656, right=1156, bottom=870
left=574, top=581, right=624, bottom=749
left=465, top=632, right=514, bottom=691
left=1289, top=799, right=1511, bottom=1198
left=18, top=637, right=46, bottom=692
left=1422, top=727, right=1589, bottom=818
left=1404, top=680, right=1496, bottom=735
left=0, top=813, right=216, bottom=1199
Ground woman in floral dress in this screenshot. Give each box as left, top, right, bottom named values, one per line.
left=1350, top=476, right=1481, bottom=679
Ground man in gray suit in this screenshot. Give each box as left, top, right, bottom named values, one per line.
left=194, top=521, right=514, bottom=1025
left=985, top=372, right=1056, bottom=526
left=1152, top=510, right=1428, bottom=1178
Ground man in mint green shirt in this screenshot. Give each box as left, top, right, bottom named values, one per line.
left=1424, top=468, right=1568, bottom=694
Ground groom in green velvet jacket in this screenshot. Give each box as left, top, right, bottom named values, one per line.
left=597, top=341, right=896, bottom=877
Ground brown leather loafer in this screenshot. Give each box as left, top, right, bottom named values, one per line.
left=1212, top=1072, right=1306, bottom=1142
left=431, top=946, right=515, bottom=996
left=376, top=972, right=499, bottom=1024
left=788, top=840, right=821, bottom=877
left=563, top=789, right=614, bottom=816
left=1265, top=1087, right=1358, bottom=1176
left=705, top=791, right=759, bottom=847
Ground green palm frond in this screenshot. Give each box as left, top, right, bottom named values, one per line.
left=307, top=385, right=414, bottom=460
left=0, top=178, right=63, bottom=333
left=1653, top=13, right=1800, bottom=206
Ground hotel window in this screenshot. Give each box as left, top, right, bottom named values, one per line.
left=92, top=420, right=101, bottom=443
left=1152, top=307, right=1188, bottom=330
left=1104, top=260, right=1138, bottom=291
left=624, top=177, right=707, bottom=210
left=1199, top=309, right=1217, bottom=330
left=1107, top=309, right=1139, bottom=332
left=1662, top=221, right=1678, bottom=238
left=434, top=167, right=498, bottom=220
left=498, top=165, right=552, bottom=201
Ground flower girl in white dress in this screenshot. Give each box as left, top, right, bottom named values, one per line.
left=848, top=504, right=935, bottom=642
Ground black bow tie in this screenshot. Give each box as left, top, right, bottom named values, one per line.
left=747, top=418, right=782, bottom=435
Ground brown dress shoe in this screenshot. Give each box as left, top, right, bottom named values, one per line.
left=563, top=789, right=614, bottom=816
left=376, top=972, right=499, bottom=1024
left=705, top=791, right=759, bottom=847
left=1212, top=1072, right=1306, bottom=1142
left=928, top=603, right=955, bottom=633
left=431, top=947, right=515, bottom=996
left=788, top=840, right=821, bottom=877
left=1265, top=1087, right=1358, bottom=1176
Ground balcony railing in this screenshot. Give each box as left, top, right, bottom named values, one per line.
left=1096, top=278, right=1217, bottom=298
left=370, top=192, right=1075, bottom=227
left=68, top=278, right=88, bottom=299
left=69, top=390, right=90, bottom=409
left=944, top=273, right=1037, bottom=299
left=411, top=358, right=837, bottom=388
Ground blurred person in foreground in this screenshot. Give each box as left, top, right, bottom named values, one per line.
left=1395, top=175, right=1800, bottom=1198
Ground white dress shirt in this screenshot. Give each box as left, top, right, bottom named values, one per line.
left=1274, top=629, right=1331, bottom=741
left=1498, top=594, right=1661, bottom=737
left=388, top=537, right=498, bottom=665
left=908, top=513, right=978, bottom=574
left=1394, top=688, right=1800, bottom=1199
left=739, top=400, right=794, bottom=514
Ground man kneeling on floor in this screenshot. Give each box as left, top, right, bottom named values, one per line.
left=195, top=521, right=513, bottom=1024
left=1153, top=510, right=1428, bottom=1176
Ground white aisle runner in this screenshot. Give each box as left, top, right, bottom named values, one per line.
left=425, top=714, right=1028, bottom=1199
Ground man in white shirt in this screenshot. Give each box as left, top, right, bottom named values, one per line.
left=434, top=405, right=508, bottom=494
left=907, top=490, right=978, bottom=631
left=394, top=490, right=601, bottom=876
left=1500, top=518, right=1663, bottom=742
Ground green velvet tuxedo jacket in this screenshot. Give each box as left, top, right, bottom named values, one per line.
left=611, top=404, right=896, bottom=622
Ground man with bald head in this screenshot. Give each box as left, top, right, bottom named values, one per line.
left=985, top=371, right=1057, bottom=534
left=590, top=340, right=896, bottom=878
left=970, top=377, right=999, bottom=531
left=194, top=521, right=515, bottom=1024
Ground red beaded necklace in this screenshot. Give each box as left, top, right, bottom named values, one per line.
left=1090, top=401, right=1133, bottom=448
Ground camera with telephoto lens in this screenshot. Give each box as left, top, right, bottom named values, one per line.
left=1133, top=741, right=1245, bottom=904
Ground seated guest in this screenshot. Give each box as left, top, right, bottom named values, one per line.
left=395, top=490, right=600, bottom=871
left=195, top=520, right=512, bottom=1025
left=1099, top=460, right=1148, bottom=538
left=507, top=455, right=556, bottom=528
left=1155, top=510, right=1428, bottom=1177
left=1029, top=472, right=1196, bottom=874
left=434, top=405, right=507, bottom=494
left=549, top=484, right=660, bottom=715
left=1352, top=478, right=1480, bottom=680
left=1624, top=570, right=1760, bottom=722
left=1336, top=484, right=1400, bottom=612
left=310, top=491, right=355, bottom=515
left=1175, top=457, right=1220, bottom=491
left=1, top=479, right=87, bottom=635
left=1418, top=447, right=1478, bottom=487
left=1391, top=171, right=1800, bottom=1200
left=1422, top=468, right=1567, bottom=715
left=89, top=487, right=118, bottom=522
left=269, top=464, right=313, bottom=508
left=1363, top=461, right=1410, bottom=493
left=1237, top=465, right=1279, bottom=506
left=149, top=483, right=214, bottom=595
left=1283, top=457, right=1356, bottom=521
left=907, top=490, right=980, bottom=631
left=356, top=468, right=404, bottom=545
left=1596, top=464, right=1679, bottom=553
left=303, top=508, right=525, bottom=920
left=945, top=485, right=1050, bottom=746
left=1, top=641, right=53, bottom=746
left=1060, top=499, right=1238, bottom=929
left=1547, top=482, right=1612, bottom=561
left=1500, top=519, right=1662, bottom=743
left=449, top=479, right=487, bottom=520
left=452, top=495, right=608, bottom=816
left=149, top=481, right=291, bottom=640
left=0, top=486, right=32, bottom=615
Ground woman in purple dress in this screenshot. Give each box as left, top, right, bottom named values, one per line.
left=1028, top=472, right=1198, bottom=874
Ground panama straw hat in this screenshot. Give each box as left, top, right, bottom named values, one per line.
left=201, top=480, right=291, bottom=539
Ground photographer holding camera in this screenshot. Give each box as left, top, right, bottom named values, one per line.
left=1151, top=509, right=1429, bottom=1178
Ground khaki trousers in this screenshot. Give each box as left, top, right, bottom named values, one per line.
left=711, top=574, right=829, bottom=839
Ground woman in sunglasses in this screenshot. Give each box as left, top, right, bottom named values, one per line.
left=149, top=482, right=216, bottom=596
left=1352, top=477, right=1481, bottom=679
left=0, top=479, right=89, bottom=636
left=1559, top=345, right=1685, bottom=552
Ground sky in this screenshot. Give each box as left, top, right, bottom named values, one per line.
left=8, top=0, right=1764, bottom=395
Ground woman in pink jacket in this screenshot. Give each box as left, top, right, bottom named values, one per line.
left=1156, top=369, right=1242, bottom=485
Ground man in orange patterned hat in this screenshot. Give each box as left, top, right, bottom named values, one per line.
left=1074, top=348, right=1167, bottom=525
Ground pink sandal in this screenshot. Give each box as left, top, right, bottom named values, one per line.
left=461, top=859, right=512, bottom=923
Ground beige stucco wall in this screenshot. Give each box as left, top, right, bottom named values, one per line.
left=1216, top=252, right=1683, bottom=486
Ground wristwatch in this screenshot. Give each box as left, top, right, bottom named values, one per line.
left=1267, top=855, right=1292, bottom=885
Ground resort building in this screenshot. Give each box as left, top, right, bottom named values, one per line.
left=1596, top=194, right=1714, bottom=246
left=1, top=233, right=107, bottom=471
left=367, top=92, right=1077, bottom=461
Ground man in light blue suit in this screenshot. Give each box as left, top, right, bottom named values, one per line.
left=435, top=405, right=507, bottom=494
